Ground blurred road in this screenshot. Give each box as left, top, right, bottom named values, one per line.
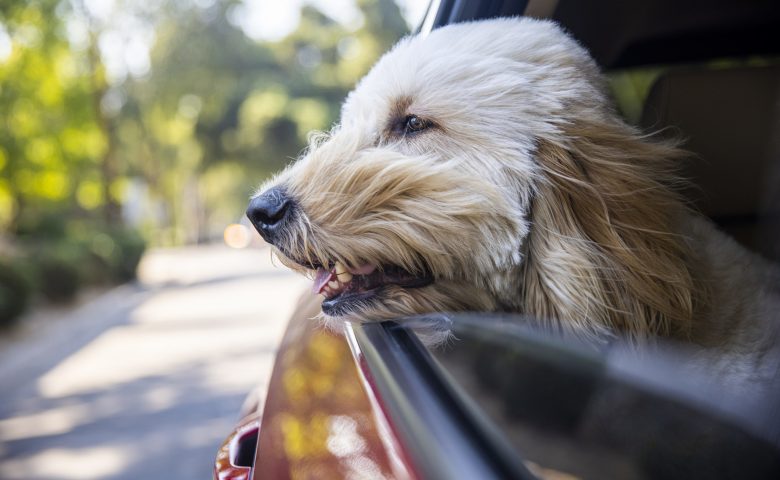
left=0, top=245, right=308, bottom=480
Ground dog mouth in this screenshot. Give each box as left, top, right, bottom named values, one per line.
left=310, top=261, right=433, bottom=316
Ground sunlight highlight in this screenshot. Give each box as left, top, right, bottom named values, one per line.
left=0, top=446, right=131, bottom=480
left=0, top=22, right=13, bottom=62
left=0, top=404, right=91, bottom=442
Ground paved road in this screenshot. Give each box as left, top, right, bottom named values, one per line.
left=0, top=245, right=308, bottom=480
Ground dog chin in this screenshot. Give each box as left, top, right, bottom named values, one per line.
left=317, top=280, right=500, bottom=324
left=318, top=284, right=430, bottom=321
left=320, top=287, right=387, bottom=318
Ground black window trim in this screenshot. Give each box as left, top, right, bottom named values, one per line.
left=344, top=320, right=536, bottom=480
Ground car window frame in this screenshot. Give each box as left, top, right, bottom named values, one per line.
left=345, top=320, right=537, bottom=480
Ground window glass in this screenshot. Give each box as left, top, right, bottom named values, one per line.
left=410, top=315, right=780, bottom=480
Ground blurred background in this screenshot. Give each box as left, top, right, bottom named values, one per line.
left=0, top=0, right=425, bottom=478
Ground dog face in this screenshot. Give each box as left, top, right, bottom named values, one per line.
left=248, top=18, right=701, bottom=337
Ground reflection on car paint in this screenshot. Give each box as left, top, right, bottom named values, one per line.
left=253, top=293, right=413, bottom=479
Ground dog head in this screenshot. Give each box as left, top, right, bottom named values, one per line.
left=248, top=18, right=704, bottom=340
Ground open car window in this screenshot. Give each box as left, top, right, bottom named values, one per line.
left=349, top=316, right=780, bottom=480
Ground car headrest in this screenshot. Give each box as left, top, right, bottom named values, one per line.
left=640, top=65, right=780, bottom=261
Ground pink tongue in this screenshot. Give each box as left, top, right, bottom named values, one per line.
left=313, top=268, right=336, bottom=294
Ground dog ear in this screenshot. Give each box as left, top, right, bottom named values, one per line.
left=522, top=118, right=709, bottom=343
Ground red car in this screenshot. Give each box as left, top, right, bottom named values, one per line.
left=216, top=0, right=780, bottom=478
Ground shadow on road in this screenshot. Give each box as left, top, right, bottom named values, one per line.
left=0, top=245, right=308, bottom=480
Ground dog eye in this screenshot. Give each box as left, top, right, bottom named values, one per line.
left=404, top=115, right=428, bottom=133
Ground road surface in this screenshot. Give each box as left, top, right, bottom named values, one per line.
left=0, top=245, right=308, bottom=480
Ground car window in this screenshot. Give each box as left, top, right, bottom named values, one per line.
left=401, top=314, right=780, bottom=480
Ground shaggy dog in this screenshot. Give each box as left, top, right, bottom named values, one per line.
left=248, top=18, right=779, bottom=387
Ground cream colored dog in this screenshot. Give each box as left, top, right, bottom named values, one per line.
left=248, top=18, right=778, bottom=387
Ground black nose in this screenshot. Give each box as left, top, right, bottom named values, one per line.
left=246, top=187, right=293, bottom=243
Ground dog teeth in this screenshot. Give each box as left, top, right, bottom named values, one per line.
left=335, top=262, right=353, bottom=282
left=328, top=280, right=339, bottom=289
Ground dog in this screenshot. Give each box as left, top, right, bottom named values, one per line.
left=247, top=18, right=779, bottom=389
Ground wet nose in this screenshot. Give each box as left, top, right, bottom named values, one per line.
left=246, top=187, right=293, bottom=243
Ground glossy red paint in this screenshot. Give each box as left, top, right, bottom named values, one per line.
left=250, top=293, right=417, bottom=480
left=342, top=324, right=422, bottom=479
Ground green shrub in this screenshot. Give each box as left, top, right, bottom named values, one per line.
left=108, top=227, right=146, bottom=282
left=4, top=224, right=147, bottom=312
left=57, top=224, right=147, bottom=285
left=14, top=210, right=68, bottom=240
left=35, top=248, right=82, bottom=303
left=0, top=259, right=32, bottom=326
left=59, top=232, right=112, bottom=286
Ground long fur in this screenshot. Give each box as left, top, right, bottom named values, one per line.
left=254, top=18, right=779, bottom=388
left=524, top=121, right=709, bottom=343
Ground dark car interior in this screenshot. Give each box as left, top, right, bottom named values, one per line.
left=426, top=0, right=780, bottom=262
left=640, top=64, right=780, bottom=261
left=395, top=1, right=780, bottom=478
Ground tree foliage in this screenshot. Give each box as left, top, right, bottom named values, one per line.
left=0, top=0, right=409, bottom=244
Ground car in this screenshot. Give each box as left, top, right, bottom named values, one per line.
left=214, top=1, right=780, bottom=479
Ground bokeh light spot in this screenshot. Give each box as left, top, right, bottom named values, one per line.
left=223, top=223, right=251, bottom=249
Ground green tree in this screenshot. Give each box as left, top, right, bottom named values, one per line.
left=0, top=0, right=106, bottom=235
left=115, top=0, right=408, bottom=243
left=1, top=0, right=409, bottom=244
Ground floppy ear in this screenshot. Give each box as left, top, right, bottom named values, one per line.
left=521, top=118, right=709, bottom=343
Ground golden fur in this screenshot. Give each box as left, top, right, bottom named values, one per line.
left=254, top=18, right=778, bottom=363
left=524, top=123, right=709, bottom=343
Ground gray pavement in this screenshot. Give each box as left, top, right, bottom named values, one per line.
left=0, top=245, right=308, bottom=480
